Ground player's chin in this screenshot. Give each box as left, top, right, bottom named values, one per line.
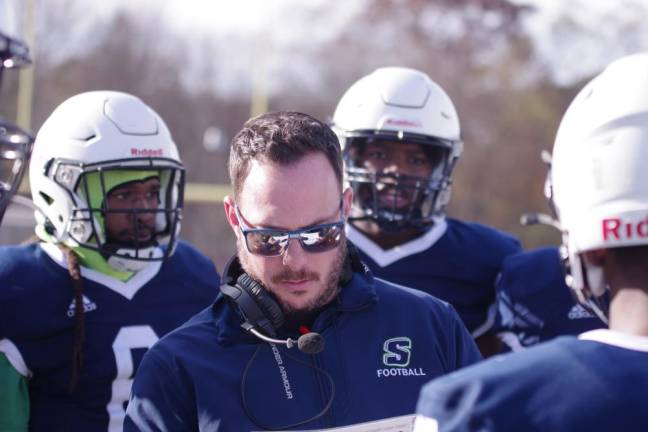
left=120, top=228, right=156, bottom=241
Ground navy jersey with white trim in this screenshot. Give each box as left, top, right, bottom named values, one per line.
left=124, top=267, right=482, bottom=431
left=494, top=247, right=604, bottom=351
left=348, top=218, right=521, bottom=335
left=416, top=331, right=648, bottom=431
left=0, top=241, right=220, bottom=431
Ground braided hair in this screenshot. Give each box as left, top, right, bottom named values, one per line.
left=58, top=244, right=86, bottom=393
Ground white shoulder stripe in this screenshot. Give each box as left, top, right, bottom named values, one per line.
left=0, top=339, right=32, bottom=377
left=496, top=331, right=528, bottom=352
left=471, top=302, right=497, bottom=338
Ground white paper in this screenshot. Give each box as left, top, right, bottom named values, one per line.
left=287, top=414, right=438, bottom=432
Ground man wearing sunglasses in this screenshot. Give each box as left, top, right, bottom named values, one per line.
left=126, top=111, right=481, bottom=431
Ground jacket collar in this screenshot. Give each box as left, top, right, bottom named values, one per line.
left=212, top=267, right=378, bottom=346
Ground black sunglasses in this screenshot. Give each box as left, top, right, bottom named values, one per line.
left=234, top=203, right=345, bottom=257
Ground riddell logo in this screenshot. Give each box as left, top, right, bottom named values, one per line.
left=131, top=148, right=163, bottom=157
left=384, top=118, right=422, bottom=128
left=602, top=216, right=648, bottom=241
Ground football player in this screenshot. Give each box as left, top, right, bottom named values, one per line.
left=495, top=246, right=605, bottom=351
left=332, top=67, right=521, bottom=356
left=494, top=163, right=605, bottom=351
left=0, top=0, right=33, bottom=225
left=0, top=91, right=220, bottom=431
left=417, top=53, right=648, bottom=431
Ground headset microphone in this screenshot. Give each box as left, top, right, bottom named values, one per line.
left=242, top=322, right=325, bottom=355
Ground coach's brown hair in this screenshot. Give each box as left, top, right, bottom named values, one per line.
left=228, top=111, right=342, bottom=199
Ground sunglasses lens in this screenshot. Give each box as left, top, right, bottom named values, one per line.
left=300, top=223, right=344, bottom=253
left=245, top=232, right=288, bottom=256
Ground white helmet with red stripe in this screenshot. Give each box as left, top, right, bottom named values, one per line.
left=552, top=52, right=648, bottom=320
left=29, top=91, right=185, bottom=271
left=332, top=67, right=462, bottom=230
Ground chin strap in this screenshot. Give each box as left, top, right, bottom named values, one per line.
left=581, top=260, right=609, bottom=325
left=105, top=246, right=162, bottom=272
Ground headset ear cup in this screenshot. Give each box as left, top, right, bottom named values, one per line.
left=236, top=272, right=285, bottom=331
left=347, top=241, right=365, bottom=273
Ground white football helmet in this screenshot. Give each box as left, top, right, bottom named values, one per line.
left=0, top=0, right=33, bottom=223
left=332, top=67, right=463, bottom=230
left=552, top=52, right=648, bottom=321
left=30, top=91, right=185, bottom=272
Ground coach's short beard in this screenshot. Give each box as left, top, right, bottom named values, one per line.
left=237, top=237, right=347, bottom=315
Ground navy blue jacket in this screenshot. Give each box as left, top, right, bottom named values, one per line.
left=417, top=331, right=648, bottom=431
left=125, top=265, right=482, bottom=431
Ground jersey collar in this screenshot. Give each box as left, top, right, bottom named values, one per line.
left=345, top=217, right=447, bottom=267
left=579, top=328, right=648, bottom=352
left=40, top=242, right=162, bottom=300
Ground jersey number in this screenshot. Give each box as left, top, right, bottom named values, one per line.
left=107, top=326, right=159, bottom=432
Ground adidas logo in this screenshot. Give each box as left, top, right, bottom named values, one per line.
left=67, top=295, right=98, bottom=318
left=568, top=304, right=595, bottom=320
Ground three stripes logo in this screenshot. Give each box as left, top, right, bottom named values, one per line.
left=67, top=295, right=98, bottom=317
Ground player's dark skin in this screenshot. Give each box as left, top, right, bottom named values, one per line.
left=351, top=141, right=502, bottom=357
left=350, top=141, right=436, bottom=249
left=104, top=177, right=160, bottom=245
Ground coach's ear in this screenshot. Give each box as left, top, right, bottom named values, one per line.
left=342, top=187, right=353, bottom=221
left=223, top=195, right=241, bottom=239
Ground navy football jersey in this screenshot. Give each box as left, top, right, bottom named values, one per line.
left=347, top=218, right=521, bottom=335
left=0, top=241, right=220, bottom=431
left=125, top=267, right=482, bottom=431
left=494, top=247, right=605, bottom=351
left=417, top=329, right=648, bottom=431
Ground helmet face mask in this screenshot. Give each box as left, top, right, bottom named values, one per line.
left=0, top=0, right=33, bottom=225
left=333, top=67, right=462, bottom=232
left=0, top=29, right=30, bottom=69
left=344, top=132, right=455, bottom=230
left=30, top=91, right=185, bottom=272
left=44, top=158, right=185, bottom=268
left=0, top=0, right=31, bottom=71
left=0, top=119, right=33, bottom=222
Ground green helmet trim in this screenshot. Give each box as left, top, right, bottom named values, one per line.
left=35, top=224, right=134, bottom=281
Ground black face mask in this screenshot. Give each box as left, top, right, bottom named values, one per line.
left=0, top=118, right=33, bottom=224
left=343, top=134, right=456, bottom=230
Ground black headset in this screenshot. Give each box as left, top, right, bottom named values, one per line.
left=219, top=256, right=285, bottom=337
left=219, top=241, right=364, bottom=338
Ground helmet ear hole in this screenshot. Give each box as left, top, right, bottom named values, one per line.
left=39, top=192, right=54, bottom=205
